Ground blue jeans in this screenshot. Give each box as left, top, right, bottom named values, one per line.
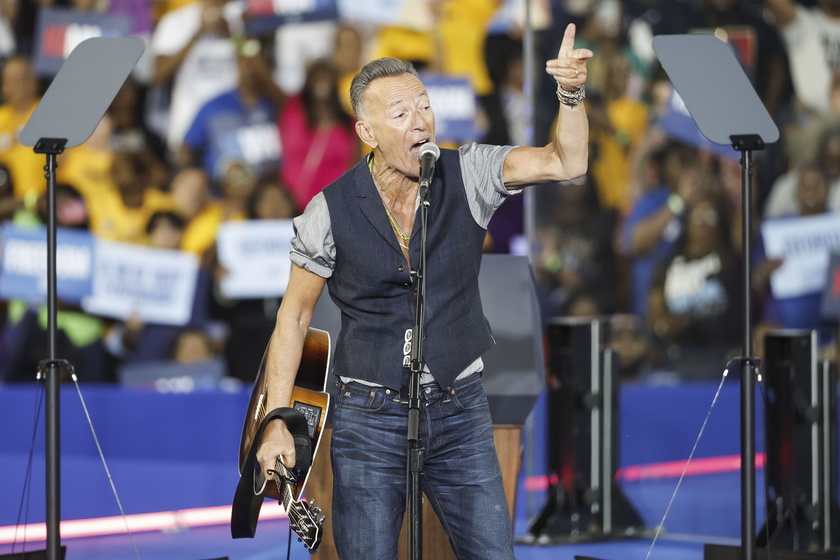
left=331, top=373, right=515, bottom=560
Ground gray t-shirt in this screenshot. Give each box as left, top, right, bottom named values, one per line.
left=289, top=142, right=518, bottom=385
left=290, top=142, right=517, bottom=277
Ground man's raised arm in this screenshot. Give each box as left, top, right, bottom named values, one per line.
left=503, top=23, right=593, bottom=187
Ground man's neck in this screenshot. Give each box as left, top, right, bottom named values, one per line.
left=369, top=152, right=418, bottom=206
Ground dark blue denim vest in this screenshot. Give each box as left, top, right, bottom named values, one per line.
left=321, top=148, right=494, bottom=390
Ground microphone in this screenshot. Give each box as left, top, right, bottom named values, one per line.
left=418, top=142, right=440, bottom=188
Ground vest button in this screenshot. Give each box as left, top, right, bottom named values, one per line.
left=411, top=290, right=417, bottom=296
left=398, top=265, right=405, bottom=272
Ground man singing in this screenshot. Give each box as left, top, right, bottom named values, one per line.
left=257, top=22, right=592, bottom=559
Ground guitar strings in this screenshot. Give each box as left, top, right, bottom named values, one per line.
left=270, top=464, right=314, bottom=537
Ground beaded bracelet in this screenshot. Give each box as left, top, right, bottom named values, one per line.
left=556, top=82, right=586, bottom=107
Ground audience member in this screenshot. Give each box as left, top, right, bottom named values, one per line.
left=587, top=47, right=649, bottom=213
left=0, top=55, right=44, bottom=204
left=755, top=164, right=837, bottom=346
left=765, top=124, right=840, bottom=217
left=171, top=327, right=219, bottom=364
left=764, top=0, right=840, bottom=117
left=107, top=77, right=169, bottom=191
left=618, top=139, right=700, bottom=319
left=246, top=179, right=298, bottom=220
left=0, top=162, right=15, bottom=221
left=696, top=0, right=790, bottom=121
left=150, top=0, right=245, bottom=153
left=103, top=210, right=216, bottom=370
left=56, top=115, right=115, bottom=201
left=371, top=0, right=502, bottom=140
left=609, top=313, right=655, bottom=382
left=0, top=184, right=109, bottom=383
left=209, top=178, right=297, bottom=382
left=648, top=182, right=742, bottom=379
left=180, top=158, right=256, bottom=259
left=179, top=40, right=285, bottom=184
left=279, top=59, right=357, bottom=208
left=332, top=24, right=366, bottom=117
left=170, top=165, right=214, bottom=223
left=533, top=175, right=618, bottom=321
left=86, top=150, right=176, bottom=244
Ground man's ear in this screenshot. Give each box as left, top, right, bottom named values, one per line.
left=356, top=120, right=377, bottom=150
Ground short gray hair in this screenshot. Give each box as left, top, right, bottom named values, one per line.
left=349, top=58, right=419, bottom=119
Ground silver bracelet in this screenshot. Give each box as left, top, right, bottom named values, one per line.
left=555, top=82, right=585, bottom=107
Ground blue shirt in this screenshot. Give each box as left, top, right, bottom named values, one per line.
left=182, top=90, right=281, bottom=181
left=619, top=185, right=680, bottom=318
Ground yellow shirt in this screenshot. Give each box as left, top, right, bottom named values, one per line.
left=87, top=187, right=176, bottom=245
left=56, top=144, right=114, bottom=202
left=590, top=97, right=649, bottom=213
left=372, top=0, right=500, bottom=96
left=180, top=202, right=246, bottom=257
left=0, top=101, right=47, bottom=201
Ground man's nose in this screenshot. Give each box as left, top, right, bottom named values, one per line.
left=411, top=110, right=428, bottom=131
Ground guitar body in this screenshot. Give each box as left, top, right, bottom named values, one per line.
left=239, top=327, right=331, bottom=502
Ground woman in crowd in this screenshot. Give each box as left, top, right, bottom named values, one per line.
left=278, top=58, right=358, bottom=209
left=648, top=171, right=741, bottom=379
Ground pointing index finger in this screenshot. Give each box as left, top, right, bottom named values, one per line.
left=558, top=23, right=577, bottom=58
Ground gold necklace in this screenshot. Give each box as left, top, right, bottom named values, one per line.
left=370, top=157, right=412, bottom=250
left=383, top=202, right=411, bottom=247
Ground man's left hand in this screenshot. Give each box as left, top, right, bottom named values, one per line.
left=546, top=23, right=594, bottom=92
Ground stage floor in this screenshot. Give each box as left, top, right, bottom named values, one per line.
left=0, top=380, right=779, bottom=559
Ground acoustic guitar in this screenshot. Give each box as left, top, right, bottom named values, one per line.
left=236, top=327, right=331, bottom=551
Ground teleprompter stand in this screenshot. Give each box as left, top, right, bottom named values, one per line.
left=19, top=37, right=144, bottom=560
left=652, top=34, right=779, bottom=560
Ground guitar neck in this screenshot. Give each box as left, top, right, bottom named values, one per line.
left=272, top=458, right=322, bottom=550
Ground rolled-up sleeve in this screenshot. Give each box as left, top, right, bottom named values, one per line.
left=458, top=142, right=518, bottom=229
left=290, top=192, right=335, bottom=278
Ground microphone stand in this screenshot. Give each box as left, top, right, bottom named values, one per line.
left=406, top=175, right=432, bottom=560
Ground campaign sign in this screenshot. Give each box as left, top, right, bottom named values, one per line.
left=245, top=0, right=338, bottom=34
left=81, top=240, right=199, bottom=326
left=34, top=7, right=132, bottom=76
left=0, top=223, right=94, bottom=303
left=216, top=219, right=294, bottom=299
left=657, top=86, right=739, bottom=162
left=423, top=74, right=480, bottom=143
left=761, top=213, right=840, bottom=299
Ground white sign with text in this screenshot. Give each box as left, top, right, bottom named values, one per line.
left=81, top=240, right=200, bottom=325
left=217, top=220, right=294, bottom=299
left=761, top=213, right=840, bottom=299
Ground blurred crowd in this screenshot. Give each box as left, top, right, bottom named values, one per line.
left=0, top=0, right=836, bottom=385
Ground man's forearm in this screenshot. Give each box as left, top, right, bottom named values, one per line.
left=551, top=100, right=590, bottom=180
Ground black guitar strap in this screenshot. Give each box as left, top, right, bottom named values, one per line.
left=231, top=407, right=312, bottom=538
